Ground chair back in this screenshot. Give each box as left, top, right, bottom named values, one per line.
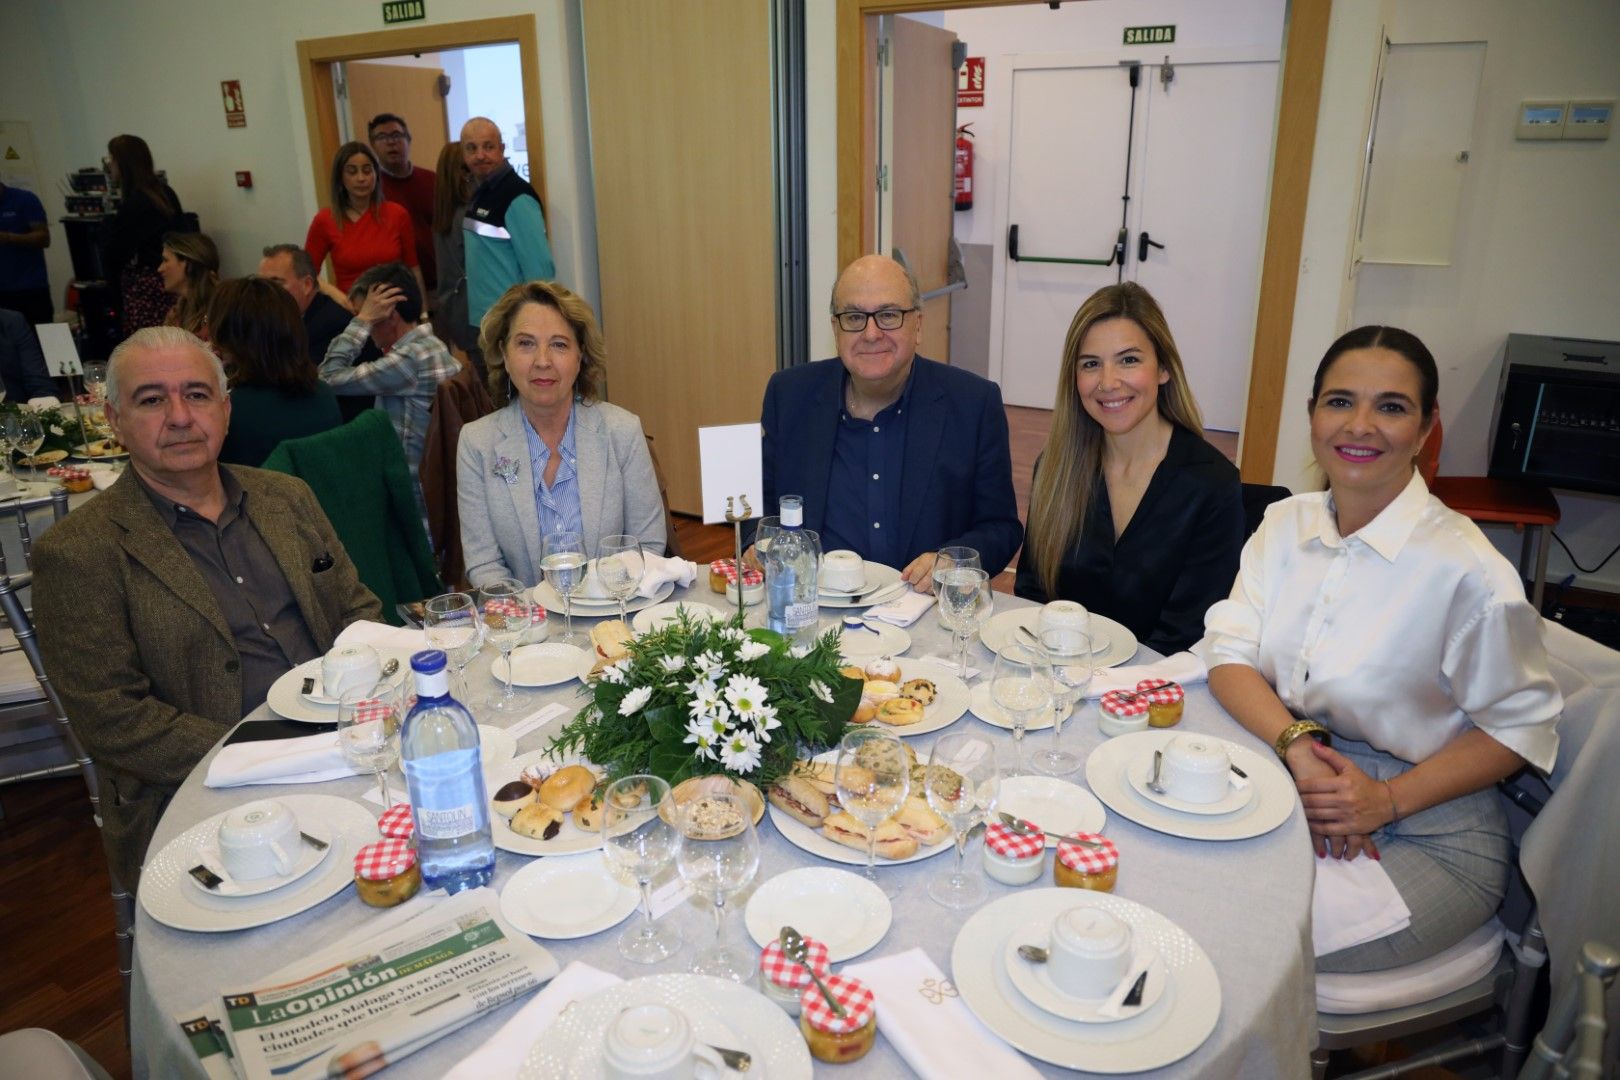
left=645, top=434, right=681, bottom=558
left=420, top=362, right=496, bottom=590
left=1240, top=483, right=1292, bottom=540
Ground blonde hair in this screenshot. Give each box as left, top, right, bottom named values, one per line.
left=1023, top=282, right=1205, bottom=599
left=479, top=280, right=606, bottom=405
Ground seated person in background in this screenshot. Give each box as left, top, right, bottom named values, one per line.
left=158, top=230, right=219, bottom=339
left=1204, top=325, right=1561, bottom=973
left=1014, top=282, right=1242, bottom=654
left=210, top=276, right=342, bottom=467
left=456, top=280, right=664, bottom=587
left=0, top=307, right=60, bottom=401
left=319, top=262, right=458, bottom=520
left=258, top=243, right=354, bottom=366
left=758, top=254, right=1022, bottom=588
left=33, top=327, right=380, bottom=891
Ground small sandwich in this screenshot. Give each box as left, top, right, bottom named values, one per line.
left=893, top=796, right=950, bottom=845
left=767, top=775, right=830, bottom=827
left=821, top=811, right=918, bottom=860
left=590, top=619, right=634, bottom=666
left=795, top=759, right=841, bottom=799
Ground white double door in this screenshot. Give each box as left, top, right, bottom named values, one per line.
left=992, top=54, right=1278, bottom=429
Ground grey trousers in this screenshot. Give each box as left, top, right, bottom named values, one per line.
left=1315, top=739, right=1511, bottom=974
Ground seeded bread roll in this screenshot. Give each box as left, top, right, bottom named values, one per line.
left=572, top=792, right=604, bottom=831
left=899, top=678, right=937, bottom=705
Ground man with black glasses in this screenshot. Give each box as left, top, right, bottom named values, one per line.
left=368, top=113, right=437, bottom=296
left=756, top=254, right=1021, bottom=590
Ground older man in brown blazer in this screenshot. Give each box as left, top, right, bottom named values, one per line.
left=34, top=327, right=381, bottom=891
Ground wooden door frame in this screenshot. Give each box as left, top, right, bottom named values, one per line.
left=295, top=15, right=547, bottom=214
left=835, top=0, right=1332, bottom=483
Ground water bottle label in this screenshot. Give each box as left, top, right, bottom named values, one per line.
left=402, top=746, right=486, bottom=839
left=785, top=601, right=818, bottom=629
left=416, top=803, right=479, bottom=839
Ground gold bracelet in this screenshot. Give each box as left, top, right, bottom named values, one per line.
left=1274, top=719, right=1331, bottom=762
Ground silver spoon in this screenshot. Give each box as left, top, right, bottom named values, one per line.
left=1017, top=943, right=1049, bottom=964
left=998, top=812, right=1102, bottom=849
left=380, top=658, right=400, bottom=680
left=705, top=1044, right=753, bottom=1072
left=1148, top=749, right=1169, bottom=795
left=780, top=925, right=845, bottom=1018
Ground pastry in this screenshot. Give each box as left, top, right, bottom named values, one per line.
left=607, top=779, right=648, bottom=808
left=590, top=619, right=633, bottom=663
left=892, top=796, right=948, bottom=844
left=491, top=780, right=536, bottom=818
left=538, top=764, right=596, bottom=811
left=353, top=839, right=421, bottom=907
left=860, top=679, right=899, bottom=705
left=1136, top=678, right=1186, bottom=727
left=821, top=811, right=918, bottom=859
left=799, top=975, right=877, bottom=1063
left=767, top=775, right=829, bottom=827
left=876, top=697, right=925, bottom=726
left=510, top=800, right=565, bottom=840
left=1054, top=833, right=1120, bottom=892
left=851, top=703, right=877, bottom=724
left=572, top=792, right=604, bottom=831
left=838, top=665, right=867, bottom=682
left=863, top=656, right=901, bottom=681
left=899, top=678, right=937, bottom=705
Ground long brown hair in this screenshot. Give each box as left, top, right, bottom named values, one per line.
left=208, top=276, right=317, bottom=393
left=163, top=231, right=220, bottom=337
left=106, top=134, right=178, bottom=215
left=328, top=141, right=384, bottom=229
left=1023, top=282, right=1206, bottom=599
left=432, top=140, right=471, bottom=236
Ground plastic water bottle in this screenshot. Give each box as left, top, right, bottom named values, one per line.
left=764, top=495, right=821, bottom=648
left=400, top=649, right=494, bottom=892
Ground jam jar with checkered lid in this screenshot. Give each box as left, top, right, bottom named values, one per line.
left=1098, top=689, right=1152, bottom=738
left=982, top=818, right=1046, bottom=885
left=799, top=974, right=877, bottom=1063
left=759, top=935, right=831, bottom=1015
left=353, top=837, right=421, bottom=907
left=1053, top=832, right=1119, bottom=892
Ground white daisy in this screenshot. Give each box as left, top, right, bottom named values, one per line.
left=719, top=731, right=762, bottom=773
left=750, top=703, right=782, bottom=741
left=718, top=626, right=747, bottom=643
left=618, top=685, right=653, bottom=716
left=789, top=644, right=811, bottom=659
left=695, top=649, right=726, bottom=678
left=658, top=654, right=686, bottom=674
left=683, top=717, right=719, bottom=761
left=738, top=640, right=771, bottom=662
left=724, top=674, right=769, bottom=720
left=809, top=679, right=833, bottom=704
left=600, top=659, right=629, bottom=684
left=687, top=681, right=726, bottom=723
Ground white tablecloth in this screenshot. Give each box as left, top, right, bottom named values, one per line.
left=129, top=586, right=1316, bottom=1078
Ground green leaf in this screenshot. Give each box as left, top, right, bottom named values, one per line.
left=644, top=703, right=687, bottom=744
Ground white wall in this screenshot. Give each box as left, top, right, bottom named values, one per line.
left=0, top=0, right=598, bottom=312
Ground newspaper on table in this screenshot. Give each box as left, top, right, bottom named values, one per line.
left=197, top=886, right=558, bottom=1080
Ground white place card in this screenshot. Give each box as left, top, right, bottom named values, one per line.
left=647, top=872, right=694, bottom=919
left=37, top=322, right=82, bottom=378
left=697, top=423, right=763, bottom=526
left=505, top=702, right=570, bottom=742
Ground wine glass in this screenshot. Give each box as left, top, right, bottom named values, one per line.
left=1035, top=627, right=1091, bottom=776
left=4, top=411, right=43, bottom=481
left=926, top=731, right=1001, bottom=909
left=598, top=535, right=646, bottom=624
left=834, top=730, right=911, bottom=896
left=479, top=578, right=535, bottom=713
left=992, top=642, right=1053, bottom=776
left=938, top=566, right=992, bottom=679
left=338, top=680, right=401, bottom=808
left=424, top=592, right=481, bottom=704
left=82, top=362, right=108, bottom=405
left=674, top=792, right=760, bottom=981
left=749, top=514, right=781, bottom=570
left=931, top=546, right=980, bottom=595
left=541, top=530, right=587, bottom=646
left=602, top=775, right=682, bottom=964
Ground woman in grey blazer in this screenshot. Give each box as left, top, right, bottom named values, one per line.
left=457, top=281, right=665, bottom=587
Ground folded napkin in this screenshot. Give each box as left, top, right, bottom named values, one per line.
left=638, top=552, right=698, bottom=598
left=88, top=466, right=119, bottom=491
left=1311, top=855, right=1413, bottom=956
left=842, top=948, right=1040, bottom=1080
left=1087, top=648, right=1208, bottom=698
left=865, top=587, right=936, bottom=627
left=442, top=962, right=622, bottom=1080
left=205, top=730, right=358, bottom=787
left=27, top=396, right=61, bottom=409
left=335, top=619, right=427, bottom=653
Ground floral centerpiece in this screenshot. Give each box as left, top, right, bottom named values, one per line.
left=0, top=400, right=104, bottom=456
left=551, top=612, right=863, bottom=789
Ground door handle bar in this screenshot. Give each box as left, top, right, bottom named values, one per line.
left=1008, top=223, right=1119, bottom=266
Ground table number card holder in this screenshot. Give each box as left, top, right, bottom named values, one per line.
left=697, top=423, right=765, bottom=623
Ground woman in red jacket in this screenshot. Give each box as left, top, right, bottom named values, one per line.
left=304, top=141, right=423, bottom=301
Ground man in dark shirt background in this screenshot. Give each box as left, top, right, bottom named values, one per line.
left=259, top=243, right=374, bottom=421
left=368, top=113, right=436, bottom=299
left=0, top=179, right=53, bottom=328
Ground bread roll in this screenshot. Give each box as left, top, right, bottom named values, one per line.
left=768, top=776, right=830, bottom=827
left=539, top=764, right=596, bottom=811
left=510, top=801, right=564, bottom=840
left=899, top=678, right=937, bottom=705
left=572, top=792, right=604, bottom=831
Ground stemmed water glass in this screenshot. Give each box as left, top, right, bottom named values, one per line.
left=931, top=546, right=980, bottom=593
left=424, top=592, right=481, bottom=704
left=926, top=731, right=1001, bottom=909
left=1035, top=627, right=1091, bottom=776
left=938, top=566, right=992, bottom=679
left=992, top=642, right=1053, bottom=776
left=835, top=730, right=911, bottom=897
left=674, top=792, right=760, bottom=981
left=602, top=775, right=683, bottom=964
left=82, top=362, right=108, bottom=405
left=541, top=530, right=587, bottom=646
left=479, top=578, right=535, bottom=713
left=3, top=411, right=43, bottom=482
left=337, top=679, right=402, bottom=808
left=598, top=535, right=646, bottom=624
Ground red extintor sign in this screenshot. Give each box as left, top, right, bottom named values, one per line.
left=958, top=57, right=985, bottom=108
left=221, top=81, right=246, bottom=128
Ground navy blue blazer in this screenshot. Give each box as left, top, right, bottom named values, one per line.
left=759, top=357, right=1023, bottom=574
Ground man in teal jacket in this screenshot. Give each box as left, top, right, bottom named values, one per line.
left=460, top=117, right=554, bottom=343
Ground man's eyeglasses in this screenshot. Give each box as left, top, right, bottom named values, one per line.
left=373, top=131, right=410, bottom=143
left=834, top=307, right=916, bottom=333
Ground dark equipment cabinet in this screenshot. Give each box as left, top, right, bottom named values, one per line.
left=1488, top=334, right=1620, bottom=497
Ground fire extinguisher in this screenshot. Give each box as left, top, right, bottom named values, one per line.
left=954, top=124, right=974, bottom=211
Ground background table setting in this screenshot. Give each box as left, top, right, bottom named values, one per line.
left=129, top=554, right=1318, bottom=1078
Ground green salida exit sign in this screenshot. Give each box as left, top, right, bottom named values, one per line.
left=382, top=0, right=425, bottom=24
left=1124, top=25, right=1176, bottom=45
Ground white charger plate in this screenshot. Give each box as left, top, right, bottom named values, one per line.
left=519, top=974, right=811, bottom=1080
left=532, top=579, right=675, bottom=618
left=266, top=648, right=417, bottom=723
left=631, top=600, right=725, bottom=636
left=486, top=748, right=606, bottom=857
left=951, top=888, right=1220, bottom=1073
left=188, top=822, right=332, bottom=898
left=1085, top=730, right=1296, bottom=841
left=500, top=853, right=640, bottom=939
left=817, top=561, right=904, bottom=608
left=1003, top=918, right=1169, bottom=1023
left=834, top=617, right=912, bottom=660
left=1125, top=753, right=1255, bottom=816
left=743, top=867, right=892, bottom=961
left=998, top=775, right=1107, bottom=847
left=968, top=682, right=1074, bottom=733
left=493, top=643, right=596, bottom=687
left=861, top=658, right=969, bottom=737
left=141, top=795, right=375, bottom=932
left=979, top=609, right=1138, bottom=669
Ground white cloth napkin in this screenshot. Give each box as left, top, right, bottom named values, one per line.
left=442, top=962, right=622, bottom=1080
left=1087, top=648, right=1209, bottom=698
left=335, top=620, right=427, bottom=653
left=842, top=948, right=1040, bottom=1080
left=27, top=396, right=61, bottom=409
left=865, top=587, right=936, bottom=627
left=88, top=466, right=119, bottom=491
left=638, top=553, right=698, bottom=598
left=204, top=730, right=358, bottom=788
left=1311, top=855, right=1413, bottom=956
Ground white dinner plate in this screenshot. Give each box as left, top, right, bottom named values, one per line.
left=532, top=579, right=675, bottom=618
left=492, top=643, right=596, bottom=687
left=817, top=561, right=903, bottom=608
left=486, top=748, right=606, bottom=857
left=631, top=600, right=725, bottom=636
left=265, top=648, right=417, bottom=723
left=519, top=974, right=811, bottom=1080
left=997, top=775, right=1106, bottom=847
left=743, top=867, right=892, bottom=962
left=1085, top=730, right=1296, bottom=841
left=968, top=682, right=1075, bottom=733
left=1002, top=918, right=1169, bottom=1024
left=1125, top=753, right=1256, bottom=816
left=979, top=609, right=1138, bottom=669
left=767, top=749, right=954, bottom=867
left=833, top=617, right=912, bottom=661
left=188, top=822, right=332, bottom=898
left=499, top=853, right=640, bottom=939
left=141, top=795, right=375, bottom=932
left=69, top=442, right=130, bottom=461
left=862, top=658, right=969, bottom=738
left=951, top=888, right=1220, bottom=1073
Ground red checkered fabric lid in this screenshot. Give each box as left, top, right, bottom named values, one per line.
left=485, top=598, right=546, bottom=624
left=353, top=837, right=416, bottom=880
left=47, top=465, right=90, bottom=479
left=710, top=559, right=763, bottom=587
left=377, top=803, right=415, bottom=840
left=350, top=698, right=393, bottom=724
left=1134, top=678, right=1184, bottom=705
left=1099, top=690, right=1149, bottom=718
left=1057, top=833, right=1119, bottom=874
left=759, top=937, right=831, bottom=989
left=799, top=973, right=875, bottom=1034
left=984, top=819, right=1046, bottom=859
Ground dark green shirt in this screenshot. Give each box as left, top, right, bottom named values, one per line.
left=219, top=383, right=343, bottom=467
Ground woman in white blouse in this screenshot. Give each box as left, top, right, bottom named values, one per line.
left=1203, top=326, right=1561, bottom=972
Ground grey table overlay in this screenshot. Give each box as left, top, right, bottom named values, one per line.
left=130, top=585, right=1316, bottom=1078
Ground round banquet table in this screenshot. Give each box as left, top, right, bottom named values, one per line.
left=129, top=585, right=1317, bottom=1078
